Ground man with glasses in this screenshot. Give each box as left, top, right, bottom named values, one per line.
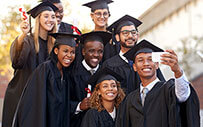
left=102, top=15, right=165, bottom=94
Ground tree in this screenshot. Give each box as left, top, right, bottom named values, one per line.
left=0, top=5, right=30, bottom=78
left=177, top=36, right=203, bottom=79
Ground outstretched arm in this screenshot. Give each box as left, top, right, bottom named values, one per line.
left=161, top=49, right=190, bottom=102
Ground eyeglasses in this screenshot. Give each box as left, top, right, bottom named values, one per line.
left=93, top=12, right=109, bottom=18
left=120, top=30, right=138, bottom=37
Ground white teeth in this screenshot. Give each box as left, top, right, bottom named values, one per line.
left=91, top=59, right=98, bottom=62
left=64, top=59, right=70, bottom=63
left=143, top=68, right=151, bottom=71
left=107, top=93, right=114, bottom=96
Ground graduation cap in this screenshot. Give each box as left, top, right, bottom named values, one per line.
left=83, top=0, right=113, bottom=12
left=38, top=0, right=61, bottom=3
left=49, top=32, right=79, bottom=47
left=80, top=31, right=112, bottom=46
left=124, top=39, right=164, bottom=61
left=107, top=15, right=142, bottom=34
left=87, top=67, right=123, bottom=86
left=27, top=1, right=58, bottom=18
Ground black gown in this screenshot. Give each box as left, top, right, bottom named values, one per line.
left=2, top=36, right=49, bottom=127
left=14, top=58, right=71, bottom=127
left=58, top=22, right=79, bottom=33
left=81, top=109, right=115, bottom=127
left=103, top=38, right=120, bottom=62
left=102, top=54, right=165, bottom=95
left=70, top=62, right=101, bottom=127
left=116, top=79, right=200, bottom=127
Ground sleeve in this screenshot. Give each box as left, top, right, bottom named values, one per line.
left=10, top=35, right=33, bottom=69
left=80, top=109, right=98, bottom=127
left=164, top=79, right=200, bottom=127
left=178, top=85, right=200, bottom=127
left=15, top=63, right=48, bottom=127
left=175, top=72, right=191, bottom=102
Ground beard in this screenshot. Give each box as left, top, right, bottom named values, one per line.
left=120, top=38, right=137, bottom=48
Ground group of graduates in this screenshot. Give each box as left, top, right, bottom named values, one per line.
left=2, top=0, right=200, bottom=127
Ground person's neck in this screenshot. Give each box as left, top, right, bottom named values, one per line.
left=57, top=62, right=63, bottom=76
left=102, top=100, right=115, bottom=113
left=94, top=26, right=106, bottom=32
left=39, top=27, right=48, bottom=40
left=140, top=75, right=157, bottom=87
left=120, top=47, right=130, bottom=54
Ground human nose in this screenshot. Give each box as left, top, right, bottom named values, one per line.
left=93, top=51, right=99, bottom=57
left=143, top=59, right=150, bottom=65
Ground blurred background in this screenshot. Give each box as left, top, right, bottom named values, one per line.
left=0, top=0, right=202, bottom=126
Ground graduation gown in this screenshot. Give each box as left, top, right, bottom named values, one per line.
left=70, top=62, right=100, bottom=127
left=81, top=109, right=115, bottom=127
left=2, top=35, right=49, bottom=127
left=103, top=40, right=120, bottom=62
left=116, top=79, right=200, bottom=127
left=14, top=59, right=71, bottom=127
left=58, top=22, right=81, bottom=33
left=102, top=54, right=165, bottom=95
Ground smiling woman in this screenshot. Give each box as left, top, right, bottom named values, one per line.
left=80, top=67, right=125, bottom=127
left=2, top=1, right=58, bottom=127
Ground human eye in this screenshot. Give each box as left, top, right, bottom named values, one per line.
left=95, top=12, right=101, bottom=17
left=112, top=83, right=117, bottom=88
left=102, top=84, right=108, bottom=88
left=97, top=49, right=103, bottom=54
left=70, top=50, right=75, bottom=55
left=121, top=30, right=129, bottom=36
left=88, top=49, right=94, bottom=54
left=131, top=30, right=138, bottom=35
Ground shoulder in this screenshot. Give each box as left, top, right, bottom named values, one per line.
left=60, top=22, right=73, bottom=27
left=163, top=79, right=175, bottom=89
left=103, top=55, right=125, bottom=67
left=86, top=108, right=99, bottom=115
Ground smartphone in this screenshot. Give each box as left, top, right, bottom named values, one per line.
left=152, top=52, right=168, bottom=62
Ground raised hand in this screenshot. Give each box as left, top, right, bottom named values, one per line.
left=160, top=49, right=182, bottom=78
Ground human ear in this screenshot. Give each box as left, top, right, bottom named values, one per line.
left=155, top=62, right=159, bottom=70
left=133, top=63, right=137, bottom=72
left=82, top=48, right=85, bottom=56
left=90, top=13, right=94, bottom=21
left=54, top=48, right=59, bottom=55
left=115, top=34, right=120, bottom=42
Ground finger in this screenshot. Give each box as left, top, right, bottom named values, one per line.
left=165, top=49, right=176, bottom=56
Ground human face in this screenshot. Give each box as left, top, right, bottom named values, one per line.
left=98, top=80, right=118, bottom=102
left=39, top=10, right=56, bottom=31
left=91, top=9, right=109, bottom=28
left=82, top=41, right=104, bottom=68
left=53, top=3, right=64, bottom=25
left=117, top=25, right=138, bottom=49
left=133, top=53, right=158, bottom=80
left=54, top=45, right=75, bottom=69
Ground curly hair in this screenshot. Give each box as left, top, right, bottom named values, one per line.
left=89, top=81, right=125, bottom=112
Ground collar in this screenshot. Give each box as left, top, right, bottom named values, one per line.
left=57, top=24, right=61, bottom=32
left=119, top=51, right=128, bottom=63
left=82, top=59, right=99, bottom=71
left=140, top=78, right=160, bottom=94
left=108, top=107, right=116, bottom=121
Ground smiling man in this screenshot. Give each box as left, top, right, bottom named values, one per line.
left=70, top=31, right=112, bottom=127
left=116, top=39, right=200, bottom=127
left=102, top=15, right=165, bottom=95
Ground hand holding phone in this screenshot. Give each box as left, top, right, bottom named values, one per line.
left=152, top=52, right=168, bottom=62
